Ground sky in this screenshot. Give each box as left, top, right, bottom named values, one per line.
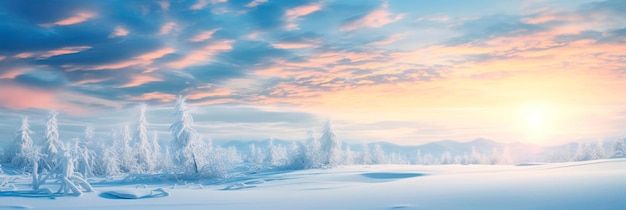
left=0, top=0, right=625, bottom=146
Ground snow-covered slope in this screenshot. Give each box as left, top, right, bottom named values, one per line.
left=1, top=159, right=625, bottom=209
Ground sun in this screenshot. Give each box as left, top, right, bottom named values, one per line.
left=520, top=102, right=551, bottom=139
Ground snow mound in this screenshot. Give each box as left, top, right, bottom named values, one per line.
left=222, top=183, right=257, bottom=190
left=100, top=188, right=170, bottom=199
left=360, top=172, right=425, bottom=180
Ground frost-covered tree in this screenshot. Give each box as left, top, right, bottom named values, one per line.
left=5, top=117, right=35, bottom=168
left=497, top=146, right=514, bottom=165
left=591, top=140, right=606, bottom=160
left=287, top=141, right=308, bottom=169
left=150, top=131, right=161, bottom=171
left=371, top=144, right=386, bottom=164
left=344, top=145, right=354, bottom=165
left=304, top=130, right=322, bottom=168
left=361, top=143, right=371, bottom=165
left=611, top=137, right=626, bottom=158
left=319, top=120, right=342, bottom=167
left=247, top=144, right=265, bottom=171
left=42, top=111, right=62, bottom=169
left=133, top=104, right=153, bottom=173
left=265, top=138, right=287, bottom=168
left=573, top=142, right=593, bottom=161
left=201, top=145, right=241, bottom=179
left=169, top=96, right=201, bottom=174
left=440, top=152, right=453, bottom=164
left=116, top=125, right=135, bottom=173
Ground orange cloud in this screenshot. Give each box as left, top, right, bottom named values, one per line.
left=341, top=2, right=403, bottom=31
left=168, top=40, right=234, bottom=68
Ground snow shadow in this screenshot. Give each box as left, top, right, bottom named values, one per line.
left=360, top=172, right=426, bottom=180
left=99, top=188, right=170, bottom=199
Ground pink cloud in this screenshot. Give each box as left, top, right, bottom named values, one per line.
left=72, top=77, right=112, bottom=85
left=0, top=67, right=28, bottom=79
left=168, top=40, right=234, bottom=68
left=66, top=47, right=174, bottom=71
left=187, top=88, right=233, bottom=100
left=341, top=2, right=404, bottom=31
left=246, top=0, right=267, bottom=7
left=190, top=29, right=220, bottom=42
left=109, top=26, right=129, bottom=38
left=369, top=33, right=406, bottom=45
left=284, top=4, right=322, bottom=30
left=415, top=14, right=450, bottom=22
left=14, top=52, right=34, bottom=59
left=0, top=83, right=86, bottom=114
left=116, top=75, right=163, bottom=88
left=0, top=56, right=5, bottom=61
left=191, top=0, right=227, bottom=10
left=272, top=42, right=317, bottom=49
left=159, top=22, right=176, bottom=35
left=129, top=92, right=177, bottom=103
left=158, top=1, right=170, bottom=11
left=38, top=46, right=91, bottom=59
left=136, top=47, right=175, bottom=61
left=45, top=12, right=96, bottom=26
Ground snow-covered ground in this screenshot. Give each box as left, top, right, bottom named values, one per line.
left=2, top=159, right=625, bottom=209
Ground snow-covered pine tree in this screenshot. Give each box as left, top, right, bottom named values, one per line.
left=611, top=136, right=626, bottom=158
left=5, top=117, right=35, bottom=168
left=371, top=144, right=386, bottom=164
left=591, top=140, right=606, bottom=160
left=169, top=96, right=201, bottom=174
left=287, top=141, right=309, bottom=169
left=319, top=120, right=342, bottom=167
left=42, top=111, right=62, bottom=169
left=117, top=125, right=135, bottom=173
left=362, top=143, right=371, bottom=165
left=304, top=130, right=322, bottom=168
left=150, top=131, right=161, bottom=171
left=344, top=145, right=354, bottom=165
left=133, top=104, right=153, bottom=173
left=573, top=142, right=593, bottom=161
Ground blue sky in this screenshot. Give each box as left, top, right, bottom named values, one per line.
left=0, top=0, right=625, bottom=146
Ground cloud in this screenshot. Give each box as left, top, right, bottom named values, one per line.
left=0, top=82, right=86, bottom=114
left=159, top=22, right=177, bottom=35
left=109, top=26, right=129, bottom=38
left=284, top=3, right=322, bottom=30
left=116, top=75, right=163, bottom=88
left=190, top=29, right=221, bottom=42
left=191, top=0, right=227, bottom=10
left=369, top=33, right=406, bottom=45
left=246, top=0, right=268, bottom=8
left=341, top=2, right=404, bottom=31
left=168, top=40, right=234, bottom=68
left=43, top=12, right=96, bottom=27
